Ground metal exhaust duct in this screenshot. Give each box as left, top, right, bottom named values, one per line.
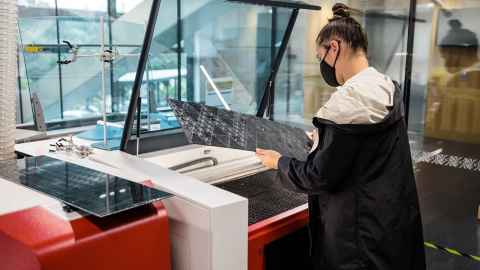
left=0, top=0, right=18, bottom=160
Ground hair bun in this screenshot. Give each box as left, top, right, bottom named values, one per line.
left=332, top=3, right=350, bottom=18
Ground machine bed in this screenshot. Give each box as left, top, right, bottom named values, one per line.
left=215, top=170, right=307, bottom=225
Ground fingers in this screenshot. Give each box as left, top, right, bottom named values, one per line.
left=256, top=155, right=269, bottom=167
left=255, top=149, right=268, bottom=167
left=305, top=130, right=315, bottom=141
left=256, top=148, right=267, bottom=156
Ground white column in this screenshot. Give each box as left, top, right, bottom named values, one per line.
left=0, top=0, right=18, bottom=161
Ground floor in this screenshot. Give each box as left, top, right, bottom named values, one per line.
left=411, top=135, right=480, bottom=270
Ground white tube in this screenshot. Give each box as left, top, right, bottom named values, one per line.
left=0, top=0, right=18, bottom=161
left=199, top=65, right=231, bottom=111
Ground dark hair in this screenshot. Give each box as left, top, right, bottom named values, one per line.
left=316, top=3, right=368, bottom=54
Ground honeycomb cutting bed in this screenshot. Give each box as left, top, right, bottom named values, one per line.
left=215, top=170, right=307, bottom=225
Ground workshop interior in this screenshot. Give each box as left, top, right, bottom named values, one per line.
left=1, top=0, right=480, bottom=269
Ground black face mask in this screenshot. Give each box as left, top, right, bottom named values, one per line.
left=320, top=45, right=341, bottom=87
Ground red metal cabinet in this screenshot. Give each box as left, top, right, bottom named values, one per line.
left=248, top=205, right=309, bottom=270
left=0, top=202, right=171, bottom=270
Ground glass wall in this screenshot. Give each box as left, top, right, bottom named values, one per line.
left=119, top=0, right=417, bottom=139
left=131, top=0, right=294, bottom=133
left=17, top=0, right=151, bottom=130
left=407, top=0, right=480, bottom=157
left=180, top=1, right=291, bottom=114
left=18, top=0, right=412, bottom=133
left=417, top=1, right=480, bottom=144
left=407, top=1, right=480, bottom=269
left=273, top=0, right=412, bottom=128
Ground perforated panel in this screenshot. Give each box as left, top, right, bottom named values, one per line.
left=168, top=99, right=310, bottom=161
left=216, top=170, right=307, bottom=225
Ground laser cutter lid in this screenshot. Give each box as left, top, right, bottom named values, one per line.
left=225, top=0, right=321, bottom=10
left=0, top=156, right=172, bottom=218
left=119, top=0, right=321, bottom=153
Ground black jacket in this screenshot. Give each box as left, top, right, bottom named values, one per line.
left=277, top=84, right=426, bottom=270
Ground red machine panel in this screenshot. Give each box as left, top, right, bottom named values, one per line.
left=0, top=202, right=171, bottom=270
left=248, top=205, right=309, bottom=270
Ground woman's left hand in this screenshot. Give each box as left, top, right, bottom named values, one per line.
left=256, top=148, right=282, bottom=170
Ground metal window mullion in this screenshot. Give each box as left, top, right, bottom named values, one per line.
left=256, top=8, right=299, bottom=120
left=120, top=0, right=162, bottom=151
left=403, top=0, right=417, bottom=126
left=54, top=0, right=64, bottom=120
left=107, top=0, right=115, bottom=113
left=269, top=7, right=277, bottom=120
left=17, top=47, right=24, bottom=123
left=177, top=0, right=182, bottom=101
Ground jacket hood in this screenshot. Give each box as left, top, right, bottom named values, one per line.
left=312, top=81, right=404, bottom=134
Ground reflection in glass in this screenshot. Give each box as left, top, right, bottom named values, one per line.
left=426, top=12, right=480, bottom=144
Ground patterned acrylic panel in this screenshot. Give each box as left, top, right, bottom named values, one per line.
left=0, top=156, right=172, bottom=217
left=168, top=99, right=311, bottom=161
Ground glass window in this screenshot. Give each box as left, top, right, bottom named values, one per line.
left=273, top=0, right=411, bottom=128
left=18, top=0, right=56, bottom=17
left=18, top=17, right=62, bottom=121
left=131, top=0, right=180, bottom=132
left=112, top=46, right=143, bottom=113
left=129, top=0, right=296, bottom=136
left=114, top=0, right=145, bottom=15
left=56, top=0, right=108, bottom=14
left=58, top=16, right=110, bottom=45
left=17, top=0, right=153, bottom=132
left=407, top=3, right=480, bottom=268
left=423, top=5, right=480, bottom=144
left=60, top=46, right=111, bottom=120
left=17, top=47, right=34, bottom=125
left=57, top=0, right=109, bottom=45
left=409, top=1, right=480, bottom=148
left=181, top=1, right=291, bottom=114
left=273, top=9, right=308, bottom=126
left=18, top=16, right=58, bottom=45
left=17, top=1, right=57, bottom=125
left=24, top=51, right=62, bottom=121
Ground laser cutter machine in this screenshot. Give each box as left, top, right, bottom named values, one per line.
left=7, top=1, right=321, bottom=270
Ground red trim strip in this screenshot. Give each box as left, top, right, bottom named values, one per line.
left=248, top=204, right=309, bottom=270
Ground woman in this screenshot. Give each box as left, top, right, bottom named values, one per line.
left=256, top=4, right=426, bottom=270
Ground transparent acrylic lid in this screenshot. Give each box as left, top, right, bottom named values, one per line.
left=125, top=0, right=303, bottom=139
left=0, top=156, right=171, bottom=217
